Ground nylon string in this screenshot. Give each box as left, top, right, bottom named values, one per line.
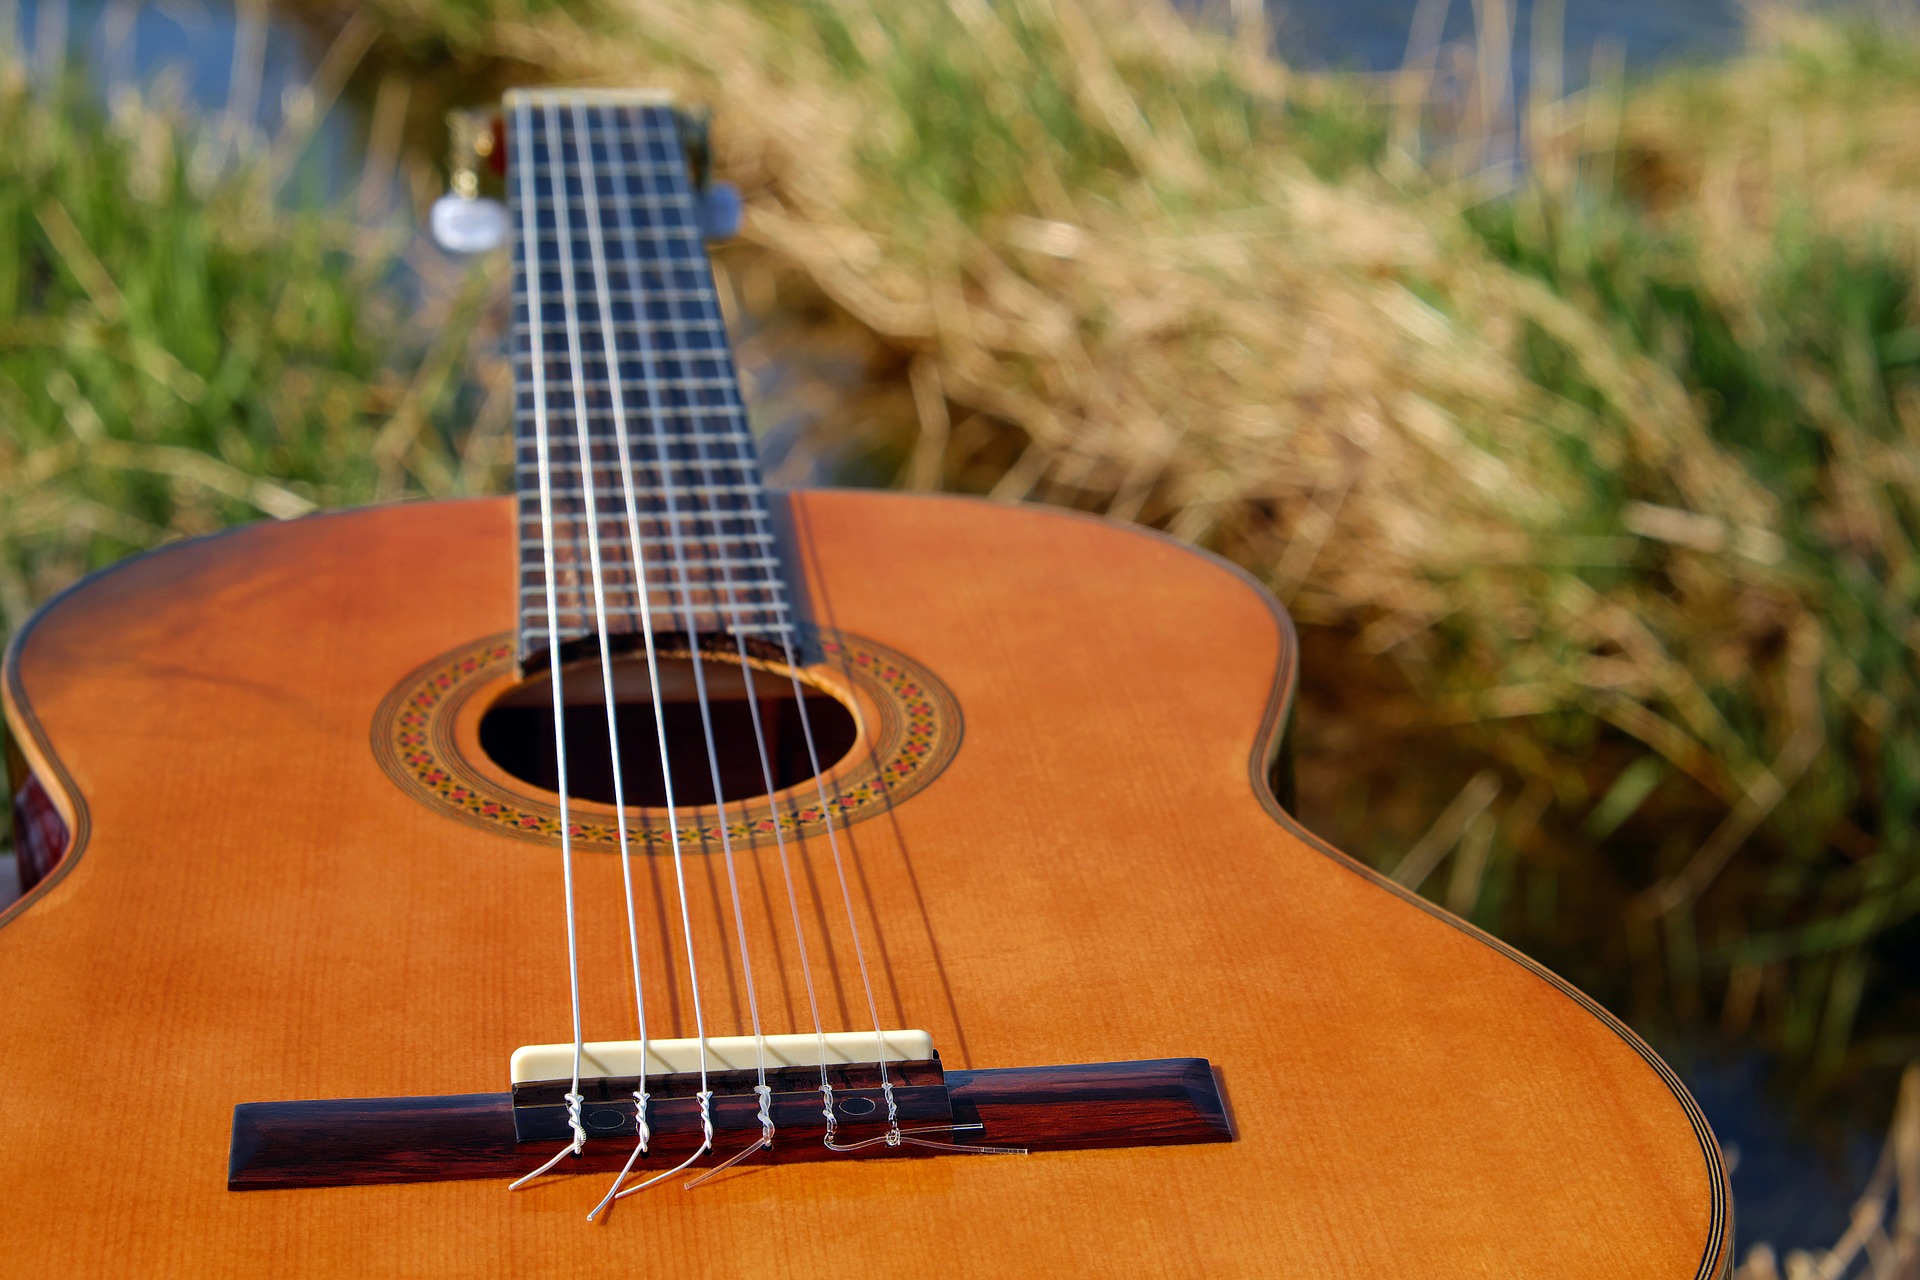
left=507, top=96, right=589, bottom=1192
left=509, top=99, right=1014, bottom=1201
left=663, top=158, right=977, bottom=1153
left=547, top=99, right=723, bottom=1217
left=658, top=106, right=1008, bottom=1154
left=560, top=95, right=674, bottom=1217
left=669, top=290, right=838, bottom=1114
left=596, top=101, right=776, bottom=1191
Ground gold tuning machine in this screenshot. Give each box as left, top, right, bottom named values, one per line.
left=432, top=109, right=508, bottom=254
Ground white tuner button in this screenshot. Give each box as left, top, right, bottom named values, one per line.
left=431, top=194, right=509, bottom=254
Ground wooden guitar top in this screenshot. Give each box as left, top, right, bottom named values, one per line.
left=0, top=491, right=1729, bottom=1277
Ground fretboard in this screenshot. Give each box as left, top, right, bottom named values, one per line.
left=506, top=90, right=787, bottom=665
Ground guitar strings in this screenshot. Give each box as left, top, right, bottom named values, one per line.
left=565, top=96, right=673, bottom=1216
left=588, top=95, right=920, bottom=1169
left=669, top=265, right=834, bottom=1188
left=653, top=105, right=1007, bottom=1157
left=554, top=97, right=693, bottom=1214
left=550, top=98, right=721, bottom=1216
left=600, top=99, right=777, bottom=1192
left=661, top=189, right=905, bottom=1154
left=506, top=97, right=1005, bottom=1199
left=506, top=96, right=590, bottom=1192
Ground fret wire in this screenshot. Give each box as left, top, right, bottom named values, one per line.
left=609, top=101, right=760, bottom=644
left=511, top=299, right=719, bottom=320
left=512, top=427, right=754, bottom=444
left=521, top=483, right=758, bottom=495
left=515, top=519, right=771, bottom=534
left=548, top=610, right=789, bottom=625
left=515, top=442, right=752, bottom=456
left=523, top=579, right=778, bottom=593
left=521, top=598, right=786, bottom=611
left=513, top=332, right=730, bottom=351
left=514, top=452, right=760, bottom=468
left=516, top=511, right=773, bottom=529
left=510, top=291, right=721, bottom=307
left=520, top=496, right=758, bottom=511
left=511, top=339, right=732, bottom=359
left=521, top=613, right=790, bottom=624
left=512, top=392, right=742, bottom=410
left=520, top=574, right=780, bottom=587
left=510, top=397, right=747, bottom=412
left=519, top=503, right=768, bottom=519
left=512, top=468, right=758, bottom=485
left=522, top=615, right=791, bottom=624
left=507, top=452, right=752, bottom=468
left=512, top=374, right=747, bottom=393
left=521, top=575, right=777, bottom=589
left=514, top=545, right=775, bottom=556
left=518, top=537, right=779, bottom=552
left=519, top=602, right=788, bottom=618
left=515, top=427, right=746, bottom=445
left=522, top=626, right=796, bottom=640
left=523, top=525, right=767, bottom=541
left=510, top=290, right=720, bottom=309
left=520, top=601, right=793, bottom=620
left=518, top=568, right=787, bottom=587
left=510, top=99, right=784, bottom=659
left=509, top=449, right=753, bottom=466
left=528, top=483, right=765, bottom=499
left=612, top=134, right=704, bottom=633
left=520, top=598, right=789, bottom=613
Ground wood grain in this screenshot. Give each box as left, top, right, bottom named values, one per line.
left=228, top=1058, right=1230, bottom=1190
left=0, top=492, right=1730, bottom=1278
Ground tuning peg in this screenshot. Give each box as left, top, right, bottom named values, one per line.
left=432, top=194, right=509, bottom=254
left=434, top=109, right=509, bottom=254
left=699, top=184, right=742, bottom=242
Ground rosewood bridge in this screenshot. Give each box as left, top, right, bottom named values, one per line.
left=227, top=1032, right=1232, bottom=1190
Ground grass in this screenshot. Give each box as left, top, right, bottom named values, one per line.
left=0, top=24, right=509, bottom=855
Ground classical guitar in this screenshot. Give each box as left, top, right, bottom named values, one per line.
left=1, top=90, right=1730, bottom=1277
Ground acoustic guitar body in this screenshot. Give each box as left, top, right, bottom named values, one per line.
left=0, top=491, right=1729, bottom=1277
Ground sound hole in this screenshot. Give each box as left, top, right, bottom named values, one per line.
left=477, top=655, right=859, bottom=808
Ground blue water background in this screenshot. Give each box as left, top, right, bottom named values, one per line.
left=14, top=0, right=359, bottom=189
left=1271, top=0, right=1745, bottom=81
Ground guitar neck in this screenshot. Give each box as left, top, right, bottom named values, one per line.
left=506, top=90, right=788, bottom=667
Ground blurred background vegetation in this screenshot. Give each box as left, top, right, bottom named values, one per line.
left=7, top=0, right=1920, bottom=1268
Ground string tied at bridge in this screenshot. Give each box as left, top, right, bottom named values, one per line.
left=590, top=1091, right=717, bottom=1219
left=823, top=1076, right=1025, bottom=1158
left=684, top=1084, right=780, bottom=1190
left=508, top=1091, right=587, bottom=1191
left=755, top=1083, right=775, bottom=1142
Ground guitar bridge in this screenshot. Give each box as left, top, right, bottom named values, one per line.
left=508, top=1031, right=953, bottom=1149
left=228, top=1032, right=1231, bottom=1190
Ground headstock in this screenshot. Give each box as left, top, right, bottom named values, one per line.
left=428, top=101, right=741, bottom=256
